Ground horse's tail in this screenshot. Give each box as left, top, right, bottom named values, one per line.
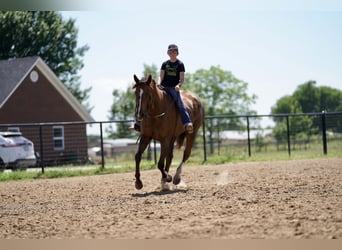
left=175, top=133, right=186, bottom=149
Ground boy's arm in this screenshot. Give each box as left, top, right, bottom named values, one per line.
left=179, top=72, right=184, bottom=87
left=158, top=70, right=165, bottom=84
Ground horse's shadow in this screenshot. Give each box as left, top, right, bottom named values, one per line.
left=131, top=188, right=188, bottom=197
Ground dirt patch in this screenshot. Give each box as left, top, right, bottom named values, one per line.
left=0, top=158, right=341, bottom=239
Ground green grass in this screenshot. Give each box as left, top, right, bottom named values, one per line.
left=0, top=160, right=156, bottom=182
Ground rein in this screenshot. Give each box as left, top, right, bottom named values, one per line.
left=145, top=97, right=174, bottom=119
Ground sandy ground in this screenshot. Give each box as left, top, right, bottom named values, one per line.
left=0, top=158, right=341, bottom=239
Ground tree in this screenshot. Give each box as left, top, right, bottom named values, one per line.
left=293, top=80, right=320, bottom=113
left=0, top=11, right=92, bottom=111
left=319, top=86, right=342, bottom=112
left=187, top=66, right=257, bottom=154
left=106, top=88, right=136, bottom=138
left=271, top=80, right=342, bottom=144
left=286, top=80, right=342, bottom=113
left=187, top=66, right=257, bottom=118
left=271, top=98, right=315, bottom=148
left=271, top=95, right=297, bottom=124
left=142, top=63, right=159, bottom=81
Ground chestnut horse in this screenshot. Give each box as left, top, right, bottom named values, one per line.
left=133, top=74, right=204, bottom=190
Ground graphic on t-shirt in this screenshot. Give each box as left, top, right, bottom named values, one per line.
left=165, top=64, right=177, bottom=76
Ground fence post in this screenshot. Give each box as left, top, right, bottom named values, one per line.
left=217, top=120, right=221, bottom=155
left=39, top=125, right=45, bottom=173
left=153, top=139, right=157, bottom=164
left=286, top=116, right=291, bottom=156
left=100, top=122, right=105, bottom=169
left=202, top=120, right=207, bottom=162
left=246, top=116, right=251, bottom=157
left=321, top=111, right=328, bottom=155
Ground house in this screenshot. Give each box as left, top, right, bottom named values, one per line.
left=0, top=56, right=94, bottom=165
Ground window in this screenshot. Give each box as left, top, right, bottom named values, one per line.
left=8, top=127, right=20, bottom=132
left=53, top=126, right=64, bottom=150
left=30, top=70, right=39, bottom=82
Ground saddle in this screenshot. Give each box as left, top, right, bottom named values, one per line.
left=157, top=84, right=166, bottom=91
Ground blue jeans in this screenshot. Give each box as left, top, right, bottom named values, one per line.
left=164, top=87, right=192, bottom=125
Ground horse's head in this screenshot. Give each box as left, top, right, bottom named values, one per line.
left=133, top=74, right=155, bottom=121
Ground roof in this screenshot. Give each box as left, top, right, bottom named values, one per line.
left=0, top=56, right=94, bottom=122
left=0, top=56, right=39, bottom=107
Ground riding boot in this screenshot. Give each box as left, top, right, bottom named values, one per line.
left=185, top=122, right=193, bottom=134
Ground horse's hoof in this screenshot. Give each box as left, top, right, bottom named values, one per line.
left=135, top=180, right=143, bottom=190
left=166, top=174, right=173, bottom=183
left=161, top=175, right=172, bottom=184
left=161, top=182, right=171, bottom=191
left=173, top=176, right=181, bottom=185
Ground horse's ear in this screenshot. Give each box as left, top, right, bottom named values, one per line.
left=134, top=74, right=140, bottom=83
left=151, top=79, right=157, bottom=87
left=133, top=74, right=140, bottom=89
left=146, top=74, right=152, bottom=83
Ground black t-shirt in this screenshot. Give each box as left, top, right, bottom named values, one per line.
left=160, top=59, right=185, bottom=87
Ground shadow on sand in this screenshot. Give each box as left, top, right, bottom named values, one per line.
left=131, top=188, right=188, bottom=197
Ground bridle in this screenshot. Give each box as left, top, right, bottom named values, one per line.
left=135, top=85, right=174, bottom=120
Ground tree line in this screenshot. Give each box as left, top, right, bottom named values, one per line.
left=108, top=66, right=342, bottom=141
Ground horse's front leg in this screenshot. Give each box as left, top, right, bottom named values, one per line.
left=135, top=136, right=151, bottom=189
left=158, top=157, right=173, bottom=184
left=158, top=144, right=173, bottom=185
left=164, top=139, right=175, bottom=179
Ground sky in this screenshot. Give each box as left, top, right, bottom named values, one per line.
left=60, top=1, right=342, bottom=126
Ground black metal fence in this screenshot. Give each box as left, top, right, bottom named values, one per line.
left=203, top=111, right=342, bottom=159
left=1, top=111, right=341, bottom=173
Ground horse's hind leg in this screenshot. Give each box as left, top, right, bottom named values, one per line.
left=173, top=162, right=184, bottom=185
left=135, top=136, right=151, bottom=189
